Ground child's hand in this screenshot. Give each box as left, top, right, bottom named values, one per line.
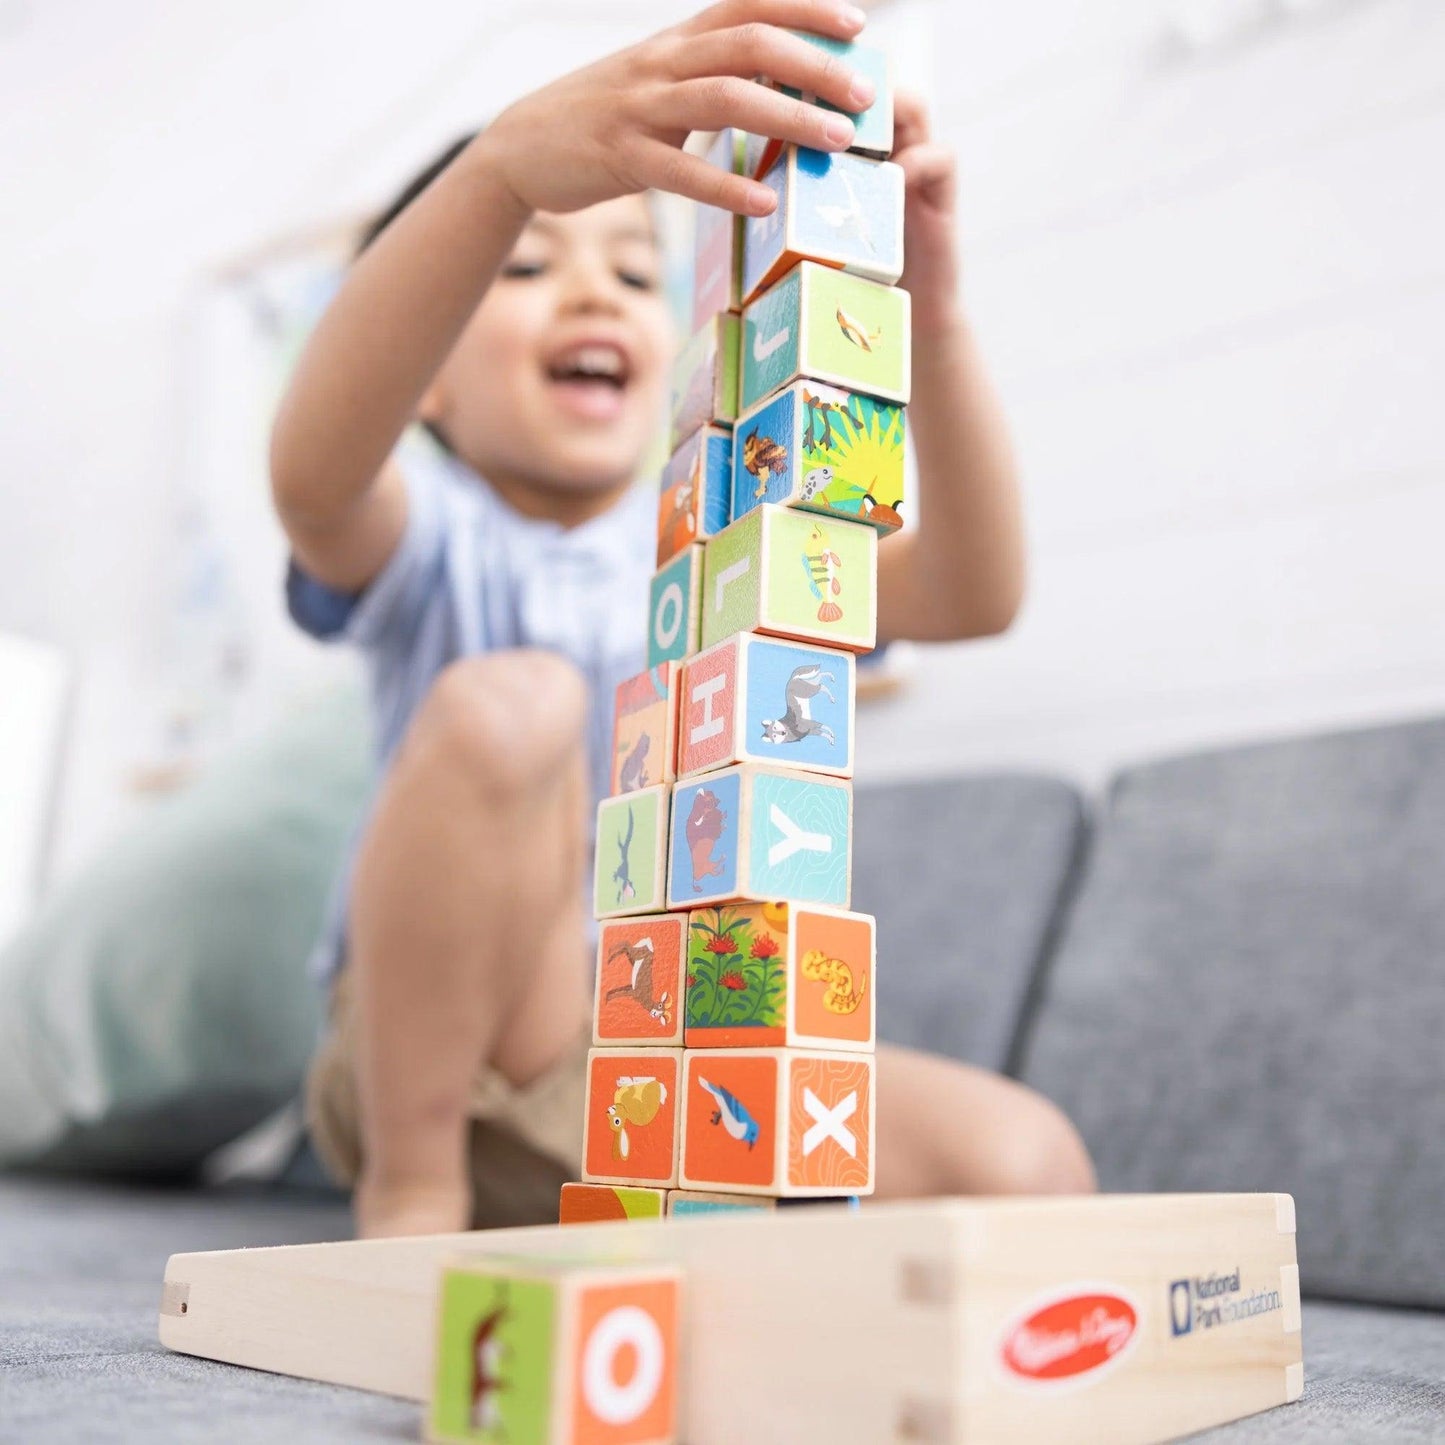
left=893, top=89, right=961, bottom=334
left=483, top=0, right=874, bottom=219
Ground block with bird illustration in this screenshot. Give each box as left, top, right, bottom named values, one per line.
left=677, top=633, right=855, bottom=780
left=679, top=1046, right=875, bottom=1197
left=656, top=425, right=731, bottom=568
left=594, top=914, right=688, bottom=1048
left=741, top=144, right=904, bottom=306
left=669, top=311, right=739, bottom=450
left=690, top=127, right=748, bottom=330
left=558, top=1182, right=667, bottom=1226
left=701, top=503, right=876, bottom=654
left=594, top=786, right=671, bottom=920
left=646, top=544, right=704, bottom=669
left=611, top=662, right=681, bottom=798
left=684, top=901, right=874, bottom=1052
left=427, top=1255, right=681, bottom=1445
left=733, top=379, right=905, bottom=534
left=581, top=1047, right=684, bottom=1188
left=741, top=259, right=910, bottom=412
left=667, top=764, right=852, bottom=912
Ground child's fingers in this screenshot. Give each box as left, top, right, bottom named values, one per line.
left=892, top=87, right=932, bottom=150
left=660, top=76, right=856, bottom=152
left=681, top=0, right=867, bottom=47
left=631, top=139, right=777, bottom=215
left=897, top=140, right=956, bottom=208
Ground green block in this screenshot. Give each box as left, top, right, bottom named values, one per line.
left=595, top=785, right=670, bottom=918
left=671, top=312, right=740, bottom=449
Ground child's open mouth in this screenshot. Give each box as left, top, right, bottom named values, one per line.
left=545, top=342, right=632, bottom=423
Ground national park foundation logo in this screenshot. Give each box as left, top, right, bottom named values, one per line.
left=999, top=1286, right=1140, bottom=1386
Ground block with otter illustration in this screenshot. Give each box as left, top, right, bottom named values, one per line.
left=594, top=914, right=688, bottom=1048
left=684, top=902, right=874, bottom=1051
left=647, top=544, right=704, bottom=669
left=581, top=1046, right=684, bottom=1188
left=657, top=424, right=732, bottom=567
left=701, top=504, right=876, bottom=654
left=611, top=662, right=680, bottom=797
left=666, top=764, right=851, bottom=912
left=594, top=786, right=670, bottom=920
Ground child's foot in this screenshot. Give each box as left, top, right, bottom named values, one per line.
left=354, top=1173, right=471, bottom=1239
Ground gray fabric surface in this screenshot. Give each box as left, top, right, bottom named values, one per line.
left=851, top=773, right=1087, bottom=1072
left=1019, top=718, right=1445, bottom=1310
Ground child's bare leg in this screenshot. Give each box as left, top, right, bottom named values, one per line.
left=348, top=651, right=591, bottom=1238
left=875, top=1044, right=1096, bottom=1198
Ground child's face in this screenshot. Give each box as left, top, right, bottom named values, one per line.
left=419, top=193, right=674, bottom=507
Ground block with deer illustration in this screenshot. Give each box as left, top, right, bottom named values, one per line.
left=594, top=914, right=688, bottom=1047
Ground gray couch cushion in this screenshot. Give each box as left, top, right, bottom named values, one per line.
left=1019, top=718, right=1445, bottom=1308
left=852, top=774, right=1086, bottom=1072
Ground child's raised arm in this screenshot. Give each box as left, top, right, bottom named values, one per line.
left=270, top=0, right=876, bottom=592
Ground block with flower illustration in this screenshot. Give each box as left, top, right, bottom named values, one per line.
left=594, top=914, right=687, bottom=1048
left=594, top=787, right=670, bottom=920
left=581, top=1047, right=683, bottom=1188
left=684, top=903, right=874, bottom=1051
left=656, top=425, right=731, bottom=568
left=611, top=664, right=680, bottom=797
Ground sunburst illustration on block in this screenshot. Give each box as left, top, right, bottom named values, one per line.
left=801, top=390, right=906, bottom=530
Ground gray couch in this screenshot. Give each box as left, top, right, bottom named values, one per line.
left=3, top=715, right=1444, bottom=1440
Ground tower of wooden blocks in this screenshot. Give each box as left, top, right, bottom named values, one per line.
left=565, top=29, right=903, bottom=1229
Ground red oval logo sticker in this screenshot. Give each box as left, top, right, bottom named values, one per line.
left=1001, top=1291, right=1139, bottom=1382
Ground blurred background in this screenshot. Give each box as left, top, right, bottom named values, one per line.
left=3, top=0, right=1443, bottom=935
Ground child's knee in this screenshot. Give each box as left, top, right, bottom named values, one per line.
left=1002, top=1100, right=1097, bottom=1196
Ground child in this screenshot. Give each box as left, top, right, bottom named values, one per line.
left=272, top=0, right=1094, bottom=1239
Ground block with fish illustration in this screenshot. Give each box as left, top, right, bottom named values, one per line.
left=611, top=662, right=680, bottom=797
left=679, top=1046, right=875, bottom=1197
left=595, top=913, right=688, bottom=1048
left=594, top=786, right=670, bottom=920
left=741, top=145, right=904, bottom=306
left=701, top=504, right=877, bottom=654
left=558, top=1182, right=667, bottom=1226
left=677, top=634, right=855, bottom=780
left=690, top=128, right=747, bottom=330
left=428, top=1255, right=681, bottom=1445
left=669, top=312, right=739, bottom=450
left=732, top=380, right=904, bottom=534
left=666, top=764, right=852, bottom=911
left=656, top=425, right=731, bottom=568
left=741, top=259, right=910, bottom=412
left=581, top=1047, right=684, bottom=1188
left=684, top=902, right=874, bottom=1051
left=647, top=544, right=703, bottom=669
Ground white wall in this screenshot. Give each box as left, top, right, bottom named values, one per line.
left=1, top=0, right=1442, bottom=886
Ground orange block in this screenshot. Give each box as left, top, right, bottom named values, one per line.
left=559, top=1183, right=667, bottom=1226
left=679, top=1048, right=874, bottom=1197
left=582, top=1049, right=684, bottom=1188
left=594, top=916, right=688, bottom=1048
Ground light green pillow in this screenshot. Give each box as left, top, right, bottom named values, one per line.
left=0, top=683, right=372, bottom=1178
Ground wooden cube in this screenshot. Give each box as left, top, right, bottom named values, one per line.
left=678, top=634, right=855, bottom=780
left=679, top=1047, right=874, bottom=1197
left=741, top=259, right=910, bottom=412
left=701, top=504, right=876, bottom=654
left=594, top=914, right=688, bottom=1048
left=647, top=545, right=704, bottom=669
left=733, top=380, right=904, bottom=534
left=428, top=1256, right=681, bottom=1445
left=656, top=425, right=731, bottom=568
left=670, top=312, right=739, bottom=450
left=667, top=764, right=851, bottom=911
left=611, top=664, right=680, bottom=797
left=742, top=145, right=904, bottom=306
left=685, top=902, right=874, bottom=1051
left=594, top=787, right=670, bottom=919
left=559, top=1182, right=667, bottom=1226
left=582, top=1047, right=684, bottom=1188
left=691, top=129, right=747, bottom=330
left=666, top=1190, right=860, bottom=1216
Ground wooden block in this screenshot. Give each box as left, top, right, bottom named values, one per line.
left=691, top=129, right=747, bottom=331
left=560, top=1183, right=667, bottom=1226
left=733, top=380, right=905, bottom=534
left=594, top=787, right=670, bottom=919
left=701, top=504, right=877, bottom=654
left=741, top=259, right=910, bottom=412
left=582, top=1048, right=684, bottom=1188
left=667, top=764, right=851, bottom=911
left=742, top=145, right=904, bottom=306
left=665, top=1190, right=861, bottom=1216
left=679, top=1047, right=874, bottom=1197
left=678, top=633, right=855, bottom=780
left=670, top=313, right=739, bottom=450
left=427, top=1256, right=680, bottom=1444
left=646, top=546, right=704, bottom=669
left=656, top=426, right=731, bottom=568
left=594, top=915, right=688, bottom=1048
left=611, top=664, right=680, bottom=797
left=159, top=1194, right=1304, bottom=1443
left=685, top=902, right=874, bottom=1051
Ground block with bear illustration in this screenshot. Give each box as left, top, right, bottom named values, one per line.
left=558, top=1182, right=667, bottom=1226
left=691, top=128, right=747, bottom=330
left=594, top=786, right=670, bottom=920
left=656, top=425, right=731, bottom=568
left=594, top=913, right=688, bottom=1048
left=581, top=1047, right=684, bottom=1188
left=647, top=544, right=704, bottom=669
left=670, top=312, right=739, bottom=450
left=611, top=663, right=681, bottom=797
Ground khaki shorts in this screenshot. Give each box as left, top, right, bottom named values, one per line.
left=304, top=968, right=590, bottom=1228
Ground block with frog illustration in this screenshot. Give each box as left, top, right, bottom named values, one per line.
left=742, top=145, right=904, bottom=306
left=647, top=545, right=704, bottom=669
left=701, top=504, right=876, bottom=654
left=581, top=1047, right=684, bottom=1188
left=428, top=1255, right=681, bottom=1445
left=741, top=260, right=910, bottom=412
left=666, top=765, right=851, bottom=912
left=594, top=786, right=670, bottom=920
left=558, top=1182, right=667, bottom=1226
left=670, top=312, right=739, bottom=450
left=677, top=634, right=855, bottom=780
left=684, top=902, right=874, bottom=1051
left=679, top=1046, right=875, bottom=1197
left=656, top=425, right=731, bottom=568
left=691, top=128, right=747, bottom=330
left=733, top=380, right=904, bottom=534
left=611, top=663, right=680, bottom=797
left=595, top=914, right=688, bottom=1048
